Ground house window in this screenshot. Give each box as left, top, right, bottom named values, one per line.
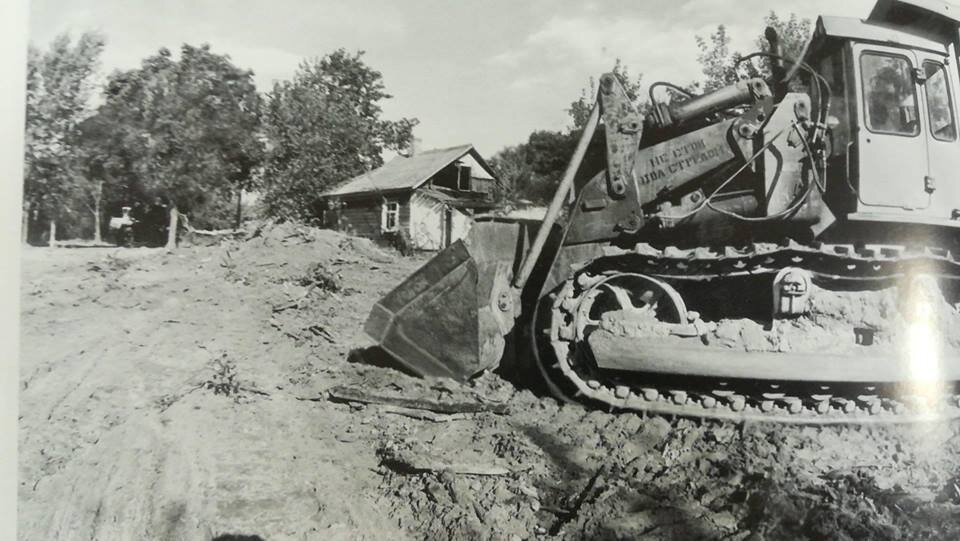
left=457, top=165, right=472, bottom=191
left=381, top=200, right=399, bottom=232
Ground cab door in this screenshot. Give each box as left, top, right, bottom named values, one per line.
left=915, top=50, right=960, bottom=222
left=853, top=44, right=929, bottom=211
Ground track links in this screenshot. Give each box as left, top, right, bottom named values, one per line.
left=541, top=241, right=960, bottom=424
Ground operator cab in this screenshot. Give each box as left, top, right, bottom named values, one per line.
left=802, top=0, right=960, bottom=229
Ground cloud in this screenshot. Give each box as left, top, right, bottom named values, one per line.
left=28, top=0, right=409, bottom=92
left=486, top=0, right=875, bottom=101
left=487, top=13, right=703, bottom=95
left=28, top=0, right=882, bottom=156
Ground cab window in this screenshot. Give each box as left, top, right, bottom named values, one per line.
left=860, top=52, right=920, bottom=136
left=923, top=60, right=957, bottom=141
left=818, top=51, right=848, bottom=158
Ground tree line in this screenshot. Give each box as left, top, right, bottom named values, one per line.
left=23, top=38, right=416, bottom=248
left=22, top=11, right=809, bottom=247
left=489, top=11, right=811, bottom=207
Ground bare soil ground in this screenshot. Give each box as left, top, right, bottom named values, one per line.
left=19, top=223, right=960, bottom=540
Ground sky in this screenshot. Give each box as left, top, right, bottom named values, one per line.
left=28, top=0, right=875, bottom=157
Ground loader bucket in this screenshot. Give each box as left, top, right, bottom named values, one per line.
left=364, top=219, right=536, bottom=381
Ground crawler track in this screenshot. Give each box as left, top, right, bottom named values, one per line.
left=536, top=241, right=960, bottom=424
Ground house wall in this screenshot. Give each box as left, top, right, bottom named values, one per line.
left=321, top=149, right=498, bottom=249
left=461, top=153, right=494, bottom=179
left=462, top=153, right=495, bottom=195
left=471, top=177, right=495, bottom=194
left=409, top=192, right=473, bottom=251
left=451, top=206, right=472, bottom=243
left=409, top=194, right=442, bottom=250
left=428, top=153, right=495, bottom=194
left=322, top=193, right=410, bottom=241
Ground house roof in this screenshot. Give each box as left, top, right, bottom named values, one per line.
left=322, top=144, right=496, bottom=198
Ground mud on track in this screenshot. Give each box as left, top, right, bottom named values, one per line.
left=19, top=223, right=960, bottom=540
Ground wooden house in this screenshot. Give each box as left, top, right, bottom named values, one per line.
left=320, top=144, right=500, bottom=250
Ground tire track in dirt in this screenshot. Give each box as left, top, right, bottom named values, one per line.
left=21, top=237, right=422, bottom=540
left=20, top=288, right=212, bottom=481
left=157, top=390, right=408, bottom=539
left=30, top=413, right=209, bottom=540
left=20, top=248, right=230, bottom=538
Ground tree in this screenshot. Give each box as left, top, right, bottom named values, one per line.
left=491, top=60, right=644, bottom=207
left=695, top=25, right=745, bottom=92
left=262, top=49, right=418, bottom=221
left=568, top=59, right=644, bottom=130
left=487, top=144, right=526, bottom=205
left=489, top=130, right=581, bottom=206
left=754, top=12, right=814, bottom=66
left=94, top=44, right=264, bottom=248
left=23, top=32, right=105, bottom=245
left=494, top=14, right=813, bottom=209
left=74, top=113, right=129, bottom=243
left=694, top=12, right=812, bottom=92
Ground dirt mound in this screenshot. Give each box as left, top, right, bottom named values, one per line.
left=18, top=228, right=960, bottom=540
left=238, top=220, right=393, bottom=258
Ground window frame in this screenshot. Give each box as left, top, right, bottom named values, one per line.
left=457, top=164, right=471, bottom=191
left=921, top=59, right=958, bottom=142
left=859, top=50, right=921, bottom=138
left=381, top=200, right=400, bottom=233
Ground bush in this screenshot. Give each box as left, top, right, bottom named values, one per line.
left=203, top=355, right=241, bottom=399
left=386, top=229, right=415, bottom=257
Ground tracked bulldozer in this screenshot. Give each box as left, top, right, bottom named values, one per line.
left=366, top=0, right=960, bottom=422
